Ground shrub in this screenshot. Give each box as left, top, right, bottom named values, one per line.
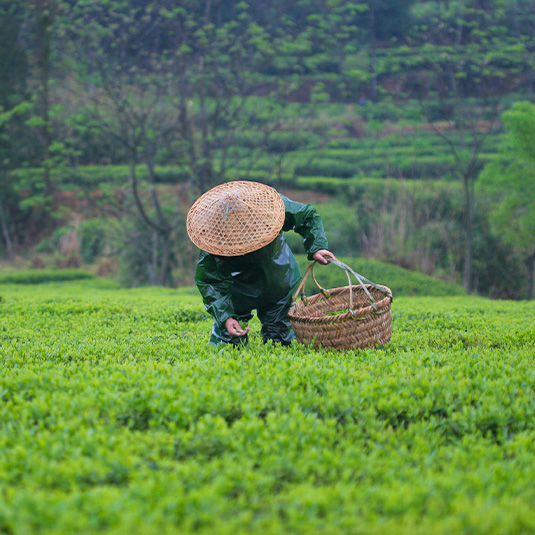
left=230, top=131, right=318, bottom=153
left=294, top=158, right=357, bottom=178
left=77, top=218, right=113, bottom=264
left=266, top=132, right=319, bottom=153
left=0, top=269, right=95, bottom=284
left=36, top=218, right=114, bottom=265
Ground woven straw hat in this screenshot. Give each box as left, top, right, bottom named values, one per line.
left=186, top=181, right=286, bottom=256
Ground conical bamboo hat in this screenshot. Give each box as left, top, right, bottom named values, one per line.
left=186, top=181, right=286, bottom=256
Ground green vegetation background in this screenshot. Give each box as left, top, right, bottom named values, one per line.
left=1, top=0, right=535, bottom=298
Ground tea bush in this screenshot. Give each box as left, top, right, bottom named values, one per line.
left=295, top=176, right=459, bottom=195
left=293, top=157, right=357, bottom=178
left=0, top=269, right=95, bottom=284
left=11, top=164, right=190, bottom=188
left=1, top=281, right=534, bottom=535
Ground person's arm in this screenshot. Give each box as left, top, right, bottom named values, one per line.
left=195, top=253, right=250, bottom=337
left=280, top=194, right=336, bottom=262
left=195, top=252, right=236, bottom=327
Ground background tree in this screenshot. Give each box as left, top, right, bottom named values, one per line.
left=60, top=0, right=309, bottom=285
left=480, top=101, right=535, bottom=299
left=0, top=0, right=32, bottom=259
left=2, top=0, right=534, bottom=295
left=25, top=0, right=62, bottom=196
left=361, top=0, right=416, bottom=101
left=409, top=1, right=514, bottom=293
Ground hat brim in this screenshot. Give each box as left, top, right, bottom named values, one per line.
left=186, top=181, right=286, bottom=256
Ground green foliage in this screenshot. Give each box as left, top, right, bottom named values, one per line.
left=0, top=282, right=534, bottom=534
left=233, top=130, right=319, bottom=152
left=310, top=203, right=360, bottom=256
left=480, top=159, right=535, bottom=256
left=286, top=180, right=527, bottom=298
left=0, top=0, right=27, bottom=109
left=295, top=255, right=465, bottom=298
left=11, top=164, right=190, bottom=189
left=293, top=157, right=357, bottom=178
left=12, top=123, right=504, bottom=189
left=77, top=218, right=113, bottom=264
left=36, top=218, right=112, bottom=265
left=288, top=130, right=504, bottom=179
left=502, top=101, right=535, bottom=163
left=2, top=0, right=532, bottom=302
left=0, top=269, right=95, bottom=284
left=360, top=0, right=417, bottom=41
left=113, top=210, right=197, bottom=289
left=295, top=175, right=393, bottom=194
left=479, top=100, right=535, bottom=298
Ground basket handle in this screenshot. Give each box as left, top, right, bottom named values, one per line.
left=291, top=259, right=392, bottom=312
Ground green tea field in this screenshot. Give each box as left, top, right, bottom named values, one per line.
left=1, top=278, right=535, bottom=535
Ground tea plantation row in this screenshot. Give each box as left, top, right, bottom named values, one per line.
left=1, top=280, right=535, bottom=535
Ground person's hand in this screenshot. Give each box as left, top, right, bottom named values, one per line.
left=225, top=317, right=251, bottom=337
left=312, top=249, right=336, bottom=265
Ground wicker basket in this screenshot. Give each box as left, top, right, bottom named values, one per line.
left=288, top=259, right=393, bottom=350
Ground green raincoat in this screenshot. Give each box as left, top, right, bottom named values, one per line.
left=195, top=194, right=329, bottom=345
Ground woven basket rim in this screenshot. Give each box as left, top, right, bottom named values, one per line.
left=288, top=284, right=393, bottom=324
left=186, top=181, right=285, bottom=256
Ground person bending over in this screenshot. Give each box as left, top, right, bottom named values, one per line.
left=186, top=181, right=336, bottom=346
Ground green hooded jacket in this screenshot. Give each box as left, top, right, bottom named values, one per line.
left=195, top=194, right=329, bottom=327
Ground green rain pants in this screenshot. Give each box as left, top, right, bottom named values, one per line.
left=210, top=293, right=295, bottom=346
